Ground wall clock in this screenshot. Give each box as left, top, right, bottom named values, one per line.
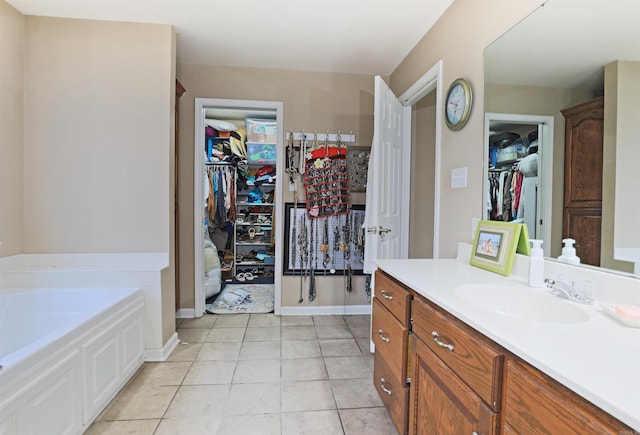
left=444, top=78, right=473, bottom=131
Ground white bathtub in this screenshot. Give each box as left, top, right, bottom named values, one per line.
left=0, top=287, right=145, bottom=435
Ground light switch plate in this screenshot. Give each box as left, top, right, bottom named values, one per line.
left=451, top=167, right=467, bottom=189
left=471, top=217, right=480, bottom=239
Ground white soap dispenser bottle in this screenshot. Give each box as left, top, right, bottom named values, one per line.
left=557, top=238, right=581, bottom=264
left=528, top=239, right=544, bottom=287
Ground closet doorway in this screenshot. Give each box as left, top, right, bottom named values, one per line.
left=483, top=113, right=554, bottom=256
left=193, top=98, right=284, bottom=317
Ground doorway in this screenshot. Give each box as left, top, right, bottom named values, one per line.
left=409, top=90, right=437, bottom=259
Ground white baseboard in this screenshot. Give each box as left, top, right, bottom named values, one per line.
left=175, top=308, right=195, bottom=318
left=144, top=332, right=179, bottom=362
left=279, top=304, right=371, bottom=316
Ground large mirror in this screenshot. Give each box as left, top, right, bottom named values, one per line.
left=484, top=0, right=640, bottom=277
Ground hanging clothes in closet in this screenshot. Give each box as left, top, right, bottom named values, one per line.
left=206, top=165, right=236, bottom=225
left=487, top=166, right=523, bottom=222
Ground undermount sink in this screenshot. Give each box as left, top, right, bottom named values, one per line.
left=454, top=284, right=591, bottom=323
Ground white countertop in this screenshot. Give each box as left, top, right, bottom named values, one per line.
left=375, top=258, right=640, bottom=431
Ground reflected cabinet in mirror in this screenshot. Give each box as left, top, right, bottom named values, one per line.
left=483, top=0, right=640, bottom=276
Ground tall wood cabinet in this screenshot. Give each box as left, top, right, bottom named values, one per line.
left=561, top=97, right=604, bottom=267
left=174, top=79, right=185, bottom=310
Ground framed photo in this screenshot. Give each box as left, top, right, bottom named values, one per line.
left=470, top=221, right=523, bottom=276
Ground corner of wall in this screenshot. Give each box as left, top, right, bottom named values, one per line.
left=0, top=0, right=25, bottom=258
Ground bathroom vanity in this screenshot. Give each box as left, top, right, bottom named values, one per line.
left=372, top=255, right=639, bottom=434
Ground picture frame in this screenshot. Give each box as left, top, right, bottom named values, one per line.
left=470, top=220, right=523, bottom=276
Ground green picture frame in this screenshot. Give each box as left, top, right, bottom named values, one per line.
left=470, top=221, right=524, bottom=276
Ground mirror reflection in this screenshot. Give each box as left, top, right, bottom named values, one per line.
left=484, top=0, right=640, bottom=276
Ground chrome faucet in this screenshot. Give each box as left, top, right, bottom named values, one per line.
left=544, top=276, right=594, bottom=305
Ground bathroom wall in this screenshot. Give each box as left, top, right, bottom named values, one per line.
left=390, top=0, right=541, bottom=258
left=0, top=0, right=24, bottom=258
left=604, top=60, right=640, bottom=274
left=23, top=16, right=174, bottom=255
left=177, top=64, right=376, bottom=309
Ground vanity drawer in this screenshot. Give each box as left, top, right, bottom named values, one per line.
left=411, top=295, right=504, bottom=410
left=374, top=351, right=409, bottom=435
left=374, top=270, right=411, bottom=325
left=372, top=298, right=408, bottom=381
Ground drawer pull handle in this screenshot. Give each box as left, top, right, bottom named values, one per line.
left=378, top=329, right=391, bottom=343
left=380, top=290, right=393, bottom=300
left=380, top=378, right=392, bottom=395
left=432, top=331, right=454, bottom=352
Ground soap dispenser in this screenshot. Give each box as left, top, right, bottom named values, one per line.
left=528, top=239, right=544, bottom=287
left=557, top=238, right=581, bottom=264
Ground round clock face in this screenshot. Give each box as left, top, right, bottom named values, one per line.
left=445, top=78, right=472, bottom=131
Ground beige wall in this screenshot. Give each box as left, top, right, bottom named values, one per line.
left=612, top=61, right=640, bottom=251
left=390, top=0, right=541, bottom=258
left=409, top=91, right=436, bottom=259
left=23, top=16, right=174, bottom=254
left=0, top=0, right=24, bottom=257
left=176, top=64, right=375, bottom=308
left=603, top=61, right=638, bottom=274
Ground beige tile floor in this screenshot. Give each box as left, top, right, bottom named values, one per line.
left=85, top=313, right=397, bottom=435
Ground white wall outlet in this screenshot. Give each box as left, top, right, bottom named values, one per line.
left=451, top=167, right=467, bottom=189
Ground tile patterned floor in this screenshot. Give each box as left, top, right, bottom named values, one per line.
left=85, top=313, right=397, bottom=435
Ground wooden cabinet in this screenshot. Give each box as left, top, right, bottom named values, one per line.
left=174, top=79, right=185, bottom=309
left=411, top=296, right=504, bottom=411
left=561, top=97, right=604, bottom=266
left=371, top=267, right=635, bottom=434
left=408, top=295, right=502, bottom=435
left=502, top=357, right=633, bottom=435
left=372, top=270, right=411, bottom=434
left=409, top=335, right=499, bottom=435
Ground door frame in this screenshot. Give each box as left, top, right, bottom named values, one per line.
left=193, top=98, right=284, bottom=317
left=398, top=60, right=444, bottom=259
left=483, top=113, right=554, bottom=257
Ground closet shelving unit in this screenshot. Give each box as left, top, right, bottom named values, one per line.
left=234, top=167, right=276, bottom=280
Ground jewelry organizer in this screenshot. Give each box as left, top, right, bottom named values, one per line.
left=283, top=203, right=365, bottom=275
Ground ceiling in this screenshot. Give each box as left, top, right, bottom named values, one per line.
left=7, top=0, right=454, bottom=75
left=485, top=0, right=640, bottom=90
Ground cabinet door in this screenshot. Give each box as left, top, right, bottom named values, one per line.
left=409, top=336, right=498, bottom=435
left=561, top=97, right=603, bottom=266
left=503, top=358, right=633, bottom=434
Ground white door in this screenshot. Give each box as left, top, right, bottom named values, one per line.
left=363, top=76, right=405, bottom=273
